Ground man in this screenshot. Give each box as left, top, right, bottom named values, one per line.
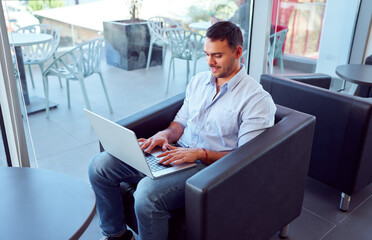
left=89, top=21, right=276, bottom=240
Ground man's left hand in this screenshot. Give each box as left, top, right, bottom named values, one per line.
left=157, top=145, right=203, bottom=165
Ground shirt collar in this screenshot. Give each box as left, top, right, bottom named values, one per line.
left=206, top=64, right=246, bottom=91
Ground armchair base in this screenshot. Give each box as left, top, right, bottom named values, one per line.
left=279, top=225, right=289, bottom=239
left=339, top=192, right=351, bottom=212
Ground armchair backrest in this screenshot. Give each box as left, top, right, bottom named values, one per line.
left=261, top=74, right=372, bottom=195
left=117, top=92, right=185, bottom=139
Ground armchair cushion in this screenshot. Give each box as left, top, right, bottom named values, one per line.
left=112, top=92, right=315, bottom=240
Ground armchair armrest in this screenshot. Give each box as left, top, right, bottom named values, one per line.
left=185, top=105, right=316, bottom=240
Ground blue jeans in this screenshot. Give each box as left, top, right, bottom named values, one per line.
left=88, top=151, right=206, bottom=240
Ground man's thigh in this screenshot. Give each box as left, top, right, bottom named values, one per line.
left=134, top=162, right=206, bottom=210
left=91, top=151, right=145, bottom=184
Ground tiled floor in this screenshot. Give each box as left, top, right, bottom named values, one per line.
left=15, top=52, right=372, bottom=240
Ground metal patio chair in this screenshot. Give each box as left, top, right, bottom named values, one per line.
left=268, top=28, right=288, bottom=74
left=146, top=16, right=179, bottom=70
left=165, top=28, right=205, bottom=92
left=42, top=38, right=113, bottom=118
left=15, top=24, right=62, bottom=88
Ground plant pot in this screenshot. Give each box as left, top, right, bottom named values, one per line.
left=103, top=20, right=163, bottom=71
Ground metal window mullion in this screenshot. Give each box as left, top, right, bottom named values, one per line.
left=0, top=3, right=30, bottom=167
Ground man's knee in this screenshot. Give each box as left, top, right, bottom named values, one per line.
left=134, top=178, right=161, bottom=214
left=88, top=152, right=115, bottom=182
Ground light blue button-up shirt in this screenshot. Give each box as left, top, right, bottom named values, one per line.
left=174, top=65, right=276, bottom=152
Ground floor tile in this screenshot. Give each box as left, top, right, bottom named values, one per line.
left=321, top=196, right=372, bottom=240
left=269, top=209, right=335, bottom=240
left=302, top=178, right=372, bottom=224
left=30, top=125, right=82, bottom=159
left=80, top=213, right=102, bottom=240
left=36, top=143, right=98, bottom=183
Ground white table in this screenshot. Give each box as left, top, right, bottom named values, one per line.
left=9, top=32, right=52, bottom=47
left=9, top=33, right=57, bottom=114
left=189, top=21, right=212, bottom=31
left=0, top=167, right=96, bottom=240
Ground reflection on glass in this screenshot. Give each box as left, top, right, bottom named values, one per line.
left=269, top=0, right=326, bottom=74
left=272, top=0, right=326, bottom=59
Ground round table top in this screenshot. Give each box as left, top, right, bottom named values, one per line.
left=8, top=32, right=52, bottom=47
left=335, top=64, right=372, bottom=86
left=0, top=167, right=96, bottom=240
left=189, top=21, right=212, bottom=31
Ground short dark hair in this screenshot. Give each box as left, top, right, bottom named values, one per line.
left=206, top=21, right=243, bottom=50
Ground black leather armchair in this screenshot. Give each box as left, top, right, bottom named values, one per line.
left=109, top=92, right=315, bottom=240
left=281, top=73, right=331, bottom=89
left=261, top=73, right=372, bottom=211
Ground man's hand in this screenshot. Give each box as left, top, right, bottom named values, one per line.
left=157, top=145, right=204, bottom=165
left=138, top=132, right=170, bottom=153
left=138, top=122, right=184, bottom=153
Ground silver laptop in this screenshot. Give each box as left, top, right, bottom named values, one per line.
left=84, top=109, right=196, bottom=179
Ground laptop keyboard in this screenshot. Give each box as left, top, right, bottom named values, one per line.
left=145, top=153, right=172, bottom=172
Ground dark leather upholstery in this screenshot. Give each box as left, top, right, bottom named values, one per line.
left=365, top=55, right=372, bottom=65
left=261, top=74, right=372, bottom=198
left=109, top=92, right=315, bottom=240
left=281, top=73, right=331, bottom=89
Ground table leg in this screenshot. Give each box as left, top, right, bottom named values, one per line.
left=14, top=46, right=58, bottom=115
left=356, top=85, right=371, bottom=97
left=14, top=46, right=29, bottom=105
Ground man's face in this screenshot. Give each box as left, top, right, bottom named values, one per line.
left=204, top=38, right=241, bottom=80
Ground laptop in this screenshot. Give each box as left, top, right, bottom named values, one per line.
left=84, top=109, right=196, bottom=179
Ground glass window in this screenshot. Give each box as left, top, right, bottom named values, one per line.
left=269, top=0, right=326, bottom=74
left=268, top=0, right=361, bottom=95
left=2, top=0, right=253, bottom=181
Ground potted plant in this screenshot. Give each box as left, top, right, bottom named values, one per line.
left=103, top=0, right=162, bottom=70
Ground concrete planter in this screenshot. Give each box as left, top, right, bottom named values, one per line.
left=103, top=20, right=162, bottom=71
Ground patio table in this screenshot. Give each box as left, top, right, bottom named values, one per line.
left=9, top=32, right=58, bottom=114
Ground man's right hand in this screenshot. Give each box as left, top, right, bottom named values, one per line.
left=138, top=131, right=170, bottom=153
left=138, top=122, right=184, bottom=153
